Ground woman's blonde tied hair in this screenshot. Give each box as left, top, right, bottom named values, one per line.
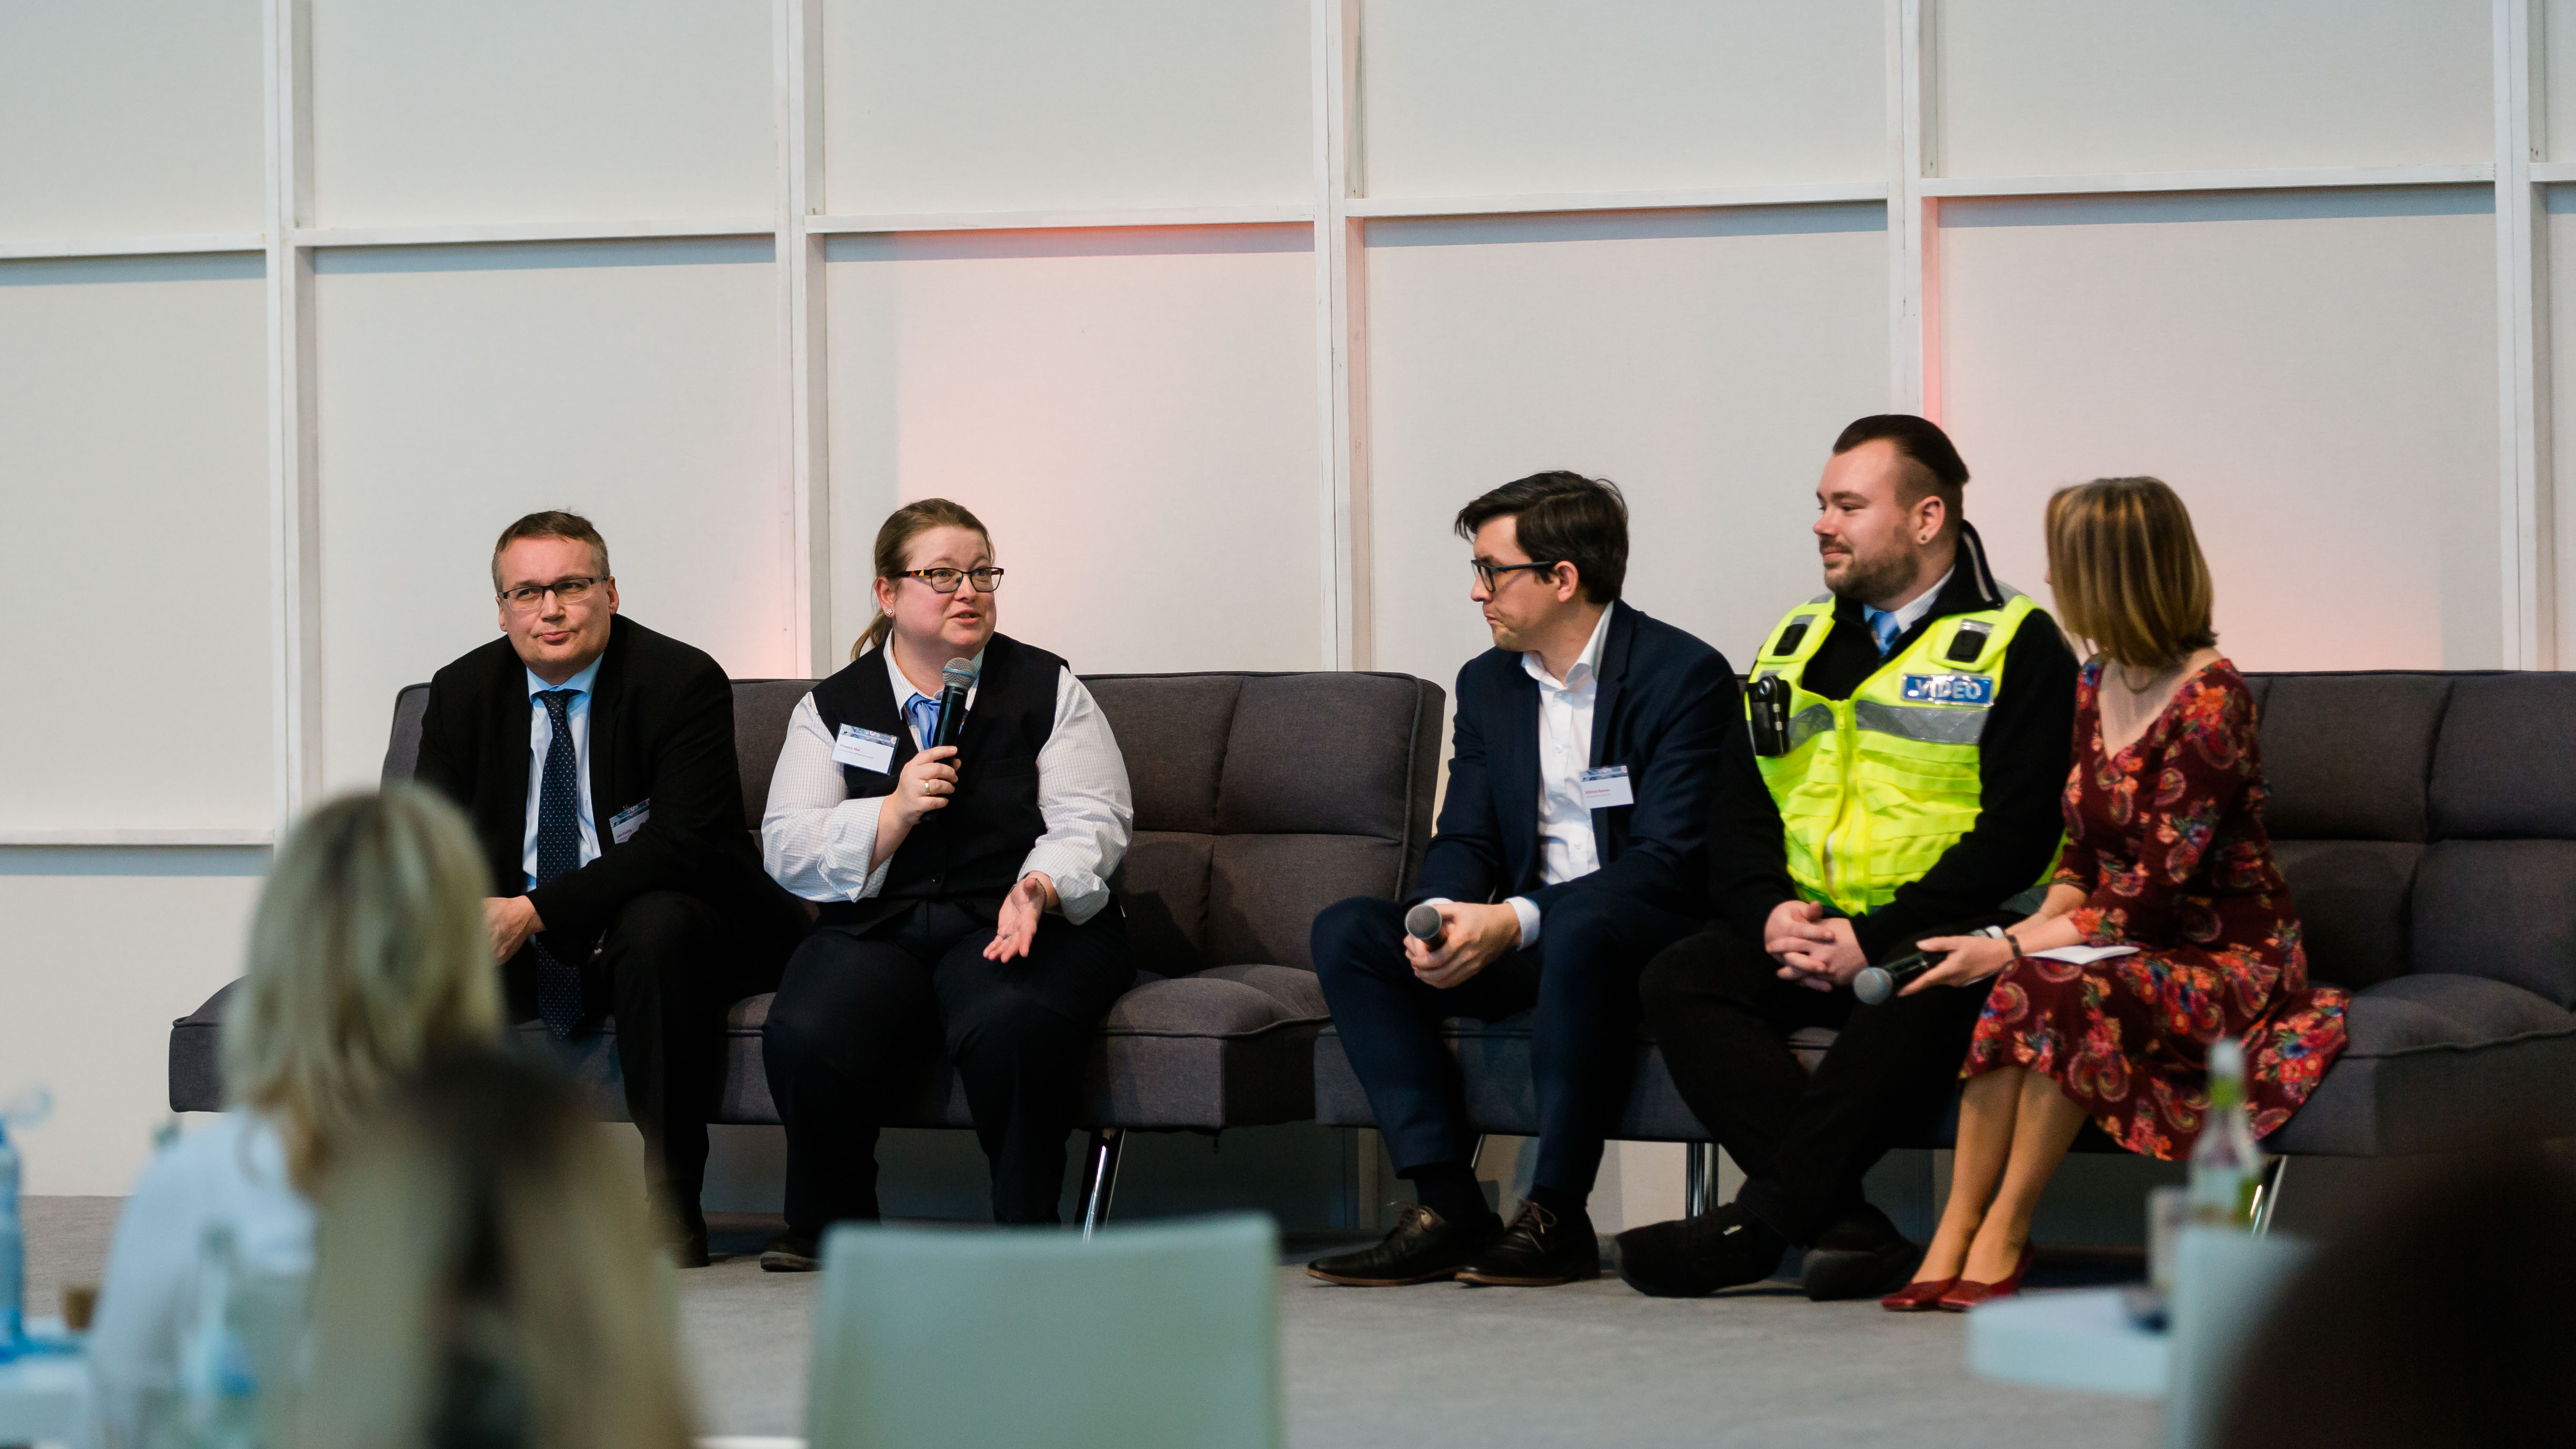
left=222, top=785, right=502, bottom=1193
left=852, top=497, right=993, bottom=661
left=2043, top=476, right=2219, bottom=671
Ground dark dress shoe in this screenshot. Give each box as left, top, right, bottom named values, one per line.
left=1801, top=1202, right=1925, bottom=1302
left=670, top=1202, right=711, bottom=1269
left=1614, top=1204, right=1788, bottom=1298
left=760, top=1229, right=823, bottom=1273
left=1307, top=1204, right=1501, bottom=1286
left=1455, top=1200, right=1600, bottom=1287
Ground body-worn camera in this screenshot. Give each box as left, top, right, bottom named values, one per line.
left=1748, top=674, right=1791, bottom=755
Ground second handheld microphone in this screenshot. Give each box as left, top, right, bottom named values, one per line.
left=1404, top=903, right=1445, bottom=948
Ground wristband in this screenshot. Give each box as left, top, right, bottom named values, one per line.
left=2004, top=931, right=2024, bottom=960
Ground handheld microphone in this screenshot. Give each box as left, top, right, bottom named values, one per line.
left=1404, top=903, right=1444, bottom=947
left=932, top=657, right=977, bottom=751
left=1852, top=925, right=2005, bottom=1006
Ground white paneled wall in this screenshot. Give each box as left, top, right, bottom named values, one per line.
left=822, top=227, right=1322, bottom=672
left=0, top=0, right=2564, bottom=1207
left=1943, top=189, right=2504, bottom=671
left=312, top=239, right=793, bottom=790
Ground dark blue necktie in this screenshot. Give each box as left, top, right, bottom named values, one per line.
left=533, top=689, right=584, bottom=1039
left=905, top=694, right=941, bottom=748
left=1867, top=608, right=1902, bottom=656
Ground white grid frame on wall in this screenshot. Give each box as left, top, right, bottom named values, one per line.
left=0, top=0, right=2556, bottom=847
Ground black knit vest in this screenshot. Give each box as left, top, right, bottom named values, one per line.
left=808, top=632, right=1064, bottom=930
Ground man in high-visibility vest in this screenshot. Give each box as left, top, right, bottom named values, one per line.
left=1616, top=414, right=2078, bottom=1302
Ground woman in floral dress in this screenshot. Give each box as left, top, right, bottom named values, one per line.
left=1883, top=476, right=2348, bottom=1311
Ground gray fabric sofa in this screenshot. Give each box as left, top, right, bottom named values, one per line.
left=172, top=670, right=1443, bottom=1221
left=1316, top=670, right=2576, bottom=1183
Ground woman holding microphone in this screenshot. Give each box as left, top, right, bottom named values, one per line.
left=757, top=499, right=1133, bottom=1264
left=1883, top=476, right=2347, bottom=1311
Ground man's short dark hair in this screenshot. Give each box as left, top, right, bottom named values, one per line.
left=490, top=510, right=610, bottom=591
left=1833, top=414, right=1969, bottom=529
left=1454, top=471, right=1628, bottom=604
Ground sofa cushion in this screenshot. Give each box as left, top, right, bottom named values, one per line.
left=731, top=679, right=815, bottom=825
left=2412, top=839, right=2576, bottom=1009
left=382, top=684, right=431, bottom=785
left=1117, top=830, right=1214, bottom=976
left=2266, top=974, right=2576, bottom=1155
left=1215, top=674, right=1428, bottom=839
left=1085, top=675, right=1241, bottom=836
left=2270, top=839, right=2418, bottom=990
left=1206, top=834, right=1405, bottom=972
left=1103, top=967, right=1329, bottom=1039
left=2429, top=672, right=2576, bottom=840
left=2254, top=673, right=2448, bottom=842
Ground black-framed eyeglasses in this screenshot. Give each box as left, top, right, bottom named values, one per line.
left=497, top=576, right=604, bottom=612
left=899, top=567, right=1005, bottom=595
left=1472, top=559, right=1560, bottom=592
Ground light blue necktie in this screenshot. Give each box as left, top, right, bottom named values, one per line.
left=1866, top=608, right=1902, bottom=656
left=905, top=693, right=942, bottom=749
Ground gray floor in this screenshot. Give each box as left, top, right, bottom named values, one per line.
left=28, top=1200, right=2160, bottom=1448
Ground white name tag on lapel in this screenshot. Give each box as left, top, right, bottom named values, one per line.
left=607, top=799, right=650, bottom=845
left=833, top=724, right=898, bottom=774
left=1580, top=765, right=1634, bottom=809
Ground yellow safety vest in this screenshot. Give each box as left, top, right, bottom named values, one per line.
left=1748, top=591, right=2055, bottom=916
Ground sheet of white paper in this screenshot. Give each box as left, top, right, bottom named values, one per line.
left=2027, top=944, right=2140, bottom=965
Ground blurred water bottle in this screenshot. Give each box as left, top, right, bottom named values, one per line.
left=0, top=1087, right=50, bottom=1353
left=2188, top=1037, right=2263, bottom=1230
left=0, top=1115, right=22, bottom=1348
left=176, top=1223, right=263, bottom=1449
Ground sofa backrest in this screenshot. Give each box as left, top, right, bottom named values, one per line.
left=383, top=671, right=1445, bottom=979
left=2248, top=671, right=2576, bottom=1008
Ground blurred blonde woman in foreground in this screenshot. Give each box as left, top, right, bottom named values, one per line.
left=88, top=787, right=503, bottom=1445
left=299, top=1048, right=696, bottom=1449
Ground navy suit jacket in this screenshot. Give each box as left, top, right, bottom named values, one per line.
left=1409, top=600, right=1738, bottom=922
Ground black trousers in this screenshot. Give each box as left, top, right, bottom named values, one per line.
left=763, top=901, right=1134, bottom=1228
left=1313, top=891, right=1699, bottom=1200
left=503, top=890, right=798, bottom=1213
left=1637, top=914, right=2005, bottom=1244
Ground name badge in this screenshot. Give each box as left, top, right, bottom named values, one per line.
left=1579, top=765, right=1635, bottom=809
left=608, top=799, right=650, bottom=845
left=833, top=724, right=898, bottom=774
left=1900, top=673, right=1995, bottom=706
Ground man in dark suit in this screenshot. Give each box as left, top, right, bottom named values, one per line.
left=1306, top=472, right=1738, bottom=1288
left=413, top=510, right=809, bottom=1266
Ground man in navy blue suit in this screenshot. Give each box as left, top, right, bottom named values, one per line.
left=1307, top=472, right=1738, bottom=1288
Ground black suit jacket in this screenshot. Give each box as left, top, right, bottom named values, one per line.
left=413, top=613, right=799, bottom=949
left=1409, top=600, right=1738, bottom=921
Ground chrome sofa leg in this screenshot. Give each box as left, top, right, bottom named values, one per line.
left=1080, top=1128, right=1125, bottom=1241
left=1469, top=1134, right=1487, bottom=1171
left=2251, top=1156, right=2287, bottom=1237
left=1685, top=1142, right=1718, bottom=1219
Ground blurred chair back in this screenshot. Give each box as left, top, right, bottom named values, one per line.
left=805, top=1213, right=1281, bottom=1449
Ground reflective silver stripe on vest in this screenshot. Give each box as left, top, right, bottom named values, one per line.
left=1784, top=703, right=1836, bottom=751
left=1854, top=698, right=1990, bottom=746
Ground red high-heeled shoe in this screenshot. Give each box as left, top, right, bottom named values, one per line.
left=1881, top=1276, right=1959, bottom=1312
left=1937, top=1242, right=2035, bottom=1311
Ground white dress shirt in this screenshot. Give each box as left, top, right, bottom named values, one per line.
left=520, top=654, right=602, bottom=891
left=1862, top=565, right=1955, bottom=651
left=1429, top=605, right=1616, bottom=950
left=87, top=1112, right=315, bottom=1449
left=762, top=645, right=1133, bottom=924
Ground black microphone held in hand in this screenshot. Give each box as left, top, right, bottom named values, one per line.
left=932, top=657, right=977, bottom=751
left=1852, top=925, right=2005, bottom=1006
left=1404, top=903, right=1444, bottom=947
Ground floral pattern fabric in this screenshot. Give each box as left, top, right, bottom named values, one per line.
left=1963, top=659, right=2348, bottom=1160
